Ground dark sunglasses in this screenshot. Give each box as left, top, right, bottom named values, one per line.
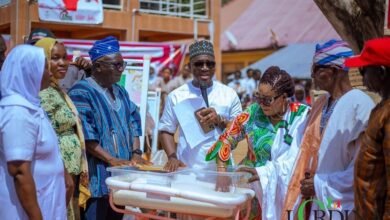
left=97, top=61, right=127, bottom=70
left=254, top=93, right=283, bottom=106
left=193, top=60, right=216, bottom=69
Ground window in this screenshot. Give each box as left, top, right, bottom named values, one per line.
left=103, top=0, right=122, bottom=10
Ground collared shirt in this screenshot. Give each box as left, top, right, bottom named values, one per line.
left=68, top=78, right=142, bottom=197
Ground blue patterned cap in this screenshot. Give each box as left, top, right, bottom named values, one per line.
left=89, top=36, right=120, bottom=62
left=313, top=39, right=353, bottom=70
left=189, top=40, right=214, bottom=59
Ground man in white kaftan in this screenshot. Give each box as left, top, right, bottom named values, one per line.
left=159, top=81, right=241, bottom=169
left=282, top=40, right=375, bottom=220
left=159, top=40, right=242, bottom=171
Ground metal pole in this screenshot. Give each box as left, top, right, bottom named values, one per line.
left=190, top=0, right=194, bottom=19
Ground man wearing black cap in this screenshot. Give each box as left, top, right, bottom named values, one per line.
left=159, top=40, right=242, bottom=172
left=26, top=28, right=56, bottom=45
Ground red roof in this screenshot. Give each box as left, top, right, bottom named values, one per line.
left=221, top=0, right=340, bottom=51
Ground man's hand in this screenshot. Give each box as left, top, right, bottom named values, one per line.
left=237, top=166, right=259, bottom=183
left=164, top=157, right=186, bottom=172
left=72, top=57, right=92, bottom=71
left=107, top=157, right=133, bottom=167
left=300, top=174, right=315, bottom=198
left=131, top=154, right=152, bottom=165
left=197, top=107, right=220, bottom=127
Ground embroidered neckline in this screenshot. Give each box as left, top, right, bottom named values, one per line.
left=320, top=98, right=339, bottom=134
left=87, top=77, right=122, bottom=111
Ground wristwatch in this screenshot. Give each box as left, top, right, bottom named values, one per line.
left=132, top=149, right=142, bottom=155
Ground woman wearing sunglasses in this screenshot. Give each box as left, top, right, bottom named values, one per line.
left=206, top=66, right=310, bottom=219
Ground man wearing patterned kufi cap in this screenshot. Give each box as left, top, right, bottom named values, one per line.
left=159, top=40, right=242, bottom=171
left=282, top=40, right=375, bottom=220
left=68, top=36, right=150, bottom=220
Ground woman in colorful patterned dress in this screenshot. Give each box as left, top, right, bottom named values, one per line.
left=206, top=66, right=310, bottom=220
left=36, top=37, right=90, bottom=220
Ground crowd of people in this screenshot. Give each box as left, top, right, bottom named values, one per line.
left=0, top=28, right=389, bottom=220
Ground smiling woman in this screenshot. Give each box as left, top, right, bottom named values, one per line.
left=36, top=37, right=90, bottom=220
left=207, top=66, right=310, bottom=220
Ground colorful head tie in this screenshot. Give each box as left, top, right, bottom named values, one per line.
left=313, top=39, right=353, bottom=70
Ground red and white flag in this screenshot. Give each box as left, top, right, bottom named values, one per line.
left=61, top=39, right=187, bottom=76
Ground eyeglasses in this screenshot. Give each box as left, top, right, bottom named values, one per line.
left=193, top=60, right=216, bottom=69
left=254, top=93, right=283, bottom=106
left=97, top=61, right=127, bottom=70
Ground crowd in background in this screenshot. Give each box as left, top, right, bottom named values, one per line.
left=226, top=68, right=312, bottom=109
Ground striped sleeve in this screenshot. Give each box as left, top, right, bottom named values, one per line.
left=68, top=84, right=99, bottom=141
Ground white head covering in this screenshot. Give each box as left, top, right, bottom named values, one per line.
left=0, top=45, right=45, bottom=106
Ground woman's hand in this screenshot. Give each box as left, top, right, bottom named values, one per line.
left=237, top=166, right=259, bottom=183
left=64, top=169, right=74, bottom=206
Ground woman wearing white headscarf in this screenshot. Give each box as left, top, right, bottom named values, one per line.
left=0, top=45, right=66, bottom=219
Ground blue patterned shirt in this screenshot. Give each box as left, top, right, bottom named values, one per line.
left=68, top=78, right=142, bottom=197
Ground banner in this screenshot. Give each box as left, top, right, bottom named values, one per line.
left=61, top=39, right=187, bottom=76
left=38, top=0, right=103, bottom=24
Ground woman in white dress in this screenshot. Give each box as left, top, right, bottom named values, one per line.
left=0, top=45, right=66, bottom=220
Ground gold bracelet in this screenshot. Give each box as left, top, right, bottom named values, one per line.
left=217, top=165, right=226, bottom=168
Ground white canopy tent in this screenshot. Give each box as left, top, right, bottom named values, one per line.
left=242, top=43, right=318, bottom=79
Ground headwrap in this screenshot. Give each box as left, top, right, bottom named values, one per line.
left=313, top=39, right=353, bottom=70
left=36, top=37, right=65, bottom=88
left=189, top=40, right=214, bottom=59
left=88, top=36, right=120, bottom=62
left=1, top=45, right=45, bottom=106
left=35, top=37, right=56, bottom=68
